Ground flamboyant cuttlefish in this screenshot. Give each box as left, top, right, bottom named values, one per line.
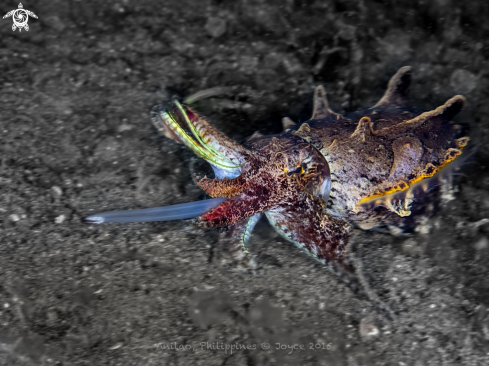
left=84, top=67, right=469, bottom=306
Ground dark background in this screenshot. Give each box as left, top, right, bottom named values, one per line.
left=1, top=0, right=489, bottom=365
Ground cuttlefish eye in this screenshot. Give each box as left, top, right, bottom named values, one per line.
left=305, top=159, right=331, bottom=201
left=285, top=162, right=307, bottom=177
left=281, top=148, right=331, bottom=202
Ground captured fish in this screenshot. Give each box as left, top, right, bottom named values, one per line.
left=84, top=67, right=469, bottom=310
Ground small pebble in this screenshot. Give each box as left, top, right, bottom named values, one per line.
left=450, top=69, right=477, bottom=94
left=474, top=236, right=489, bottom=251
left=9, top=214, right=20, bottom=222
left=205, top=17, right=226, bottom=38
left=359, top=318, right=380, bottom=340
left=51, top=186, right=63, bottom=198
left=45, top=15, right=66, bottom=32
left=117, top=124, right=134, bottom=132
left=55, top=215, right=66, bottom=224
left=402, top=238, right=423, bottom=255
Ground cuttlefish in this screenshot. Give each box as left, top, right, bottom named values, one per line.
left=84, top=67, right=469, bottom=310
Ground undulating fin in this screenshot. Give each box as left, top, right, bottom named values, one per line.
left=455, top=136, right=470, bottom=148
left=372, top=66, right=412, bottom=108
left=311, top=85, right=338, bottom=120
left=379, top=95, right=466, bottom=135
left=359, top=142, right=466, bottom=213
left=282, top=117, right=296, bottom=130
left=350, top=117, right=375, bottom=141
left=389, top=137, right=423, bottom=181
left=422, top=162, right=437, bottom=176
left=384, top=197, right=414, bottom=217
left=444, top=148, right=462, bottom=161
left=358, top=147, right=470, bottom=215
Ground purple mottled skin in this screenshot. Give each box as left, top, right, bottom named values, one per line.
left=153, top=67, right=469, bottom=307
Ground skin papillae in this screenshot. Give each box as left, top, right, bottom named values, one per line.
left=112, top=66, right=470, bottom=317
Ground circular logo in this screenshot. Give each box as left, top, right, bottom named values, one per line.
left=3, top=3, right=38, bottom=32
left=12, top=9, right=28, bottom=28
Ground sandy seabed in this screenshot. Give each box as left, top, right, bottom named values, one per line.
left=1, top=0, right=489, bottom=365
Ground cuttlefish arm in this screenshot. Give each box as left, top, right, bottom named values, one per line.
left=219, top=213, right=263, bottom=270
left=264, top=193, right=358, bottom=284
left=265, top=195, right=393, bottom=318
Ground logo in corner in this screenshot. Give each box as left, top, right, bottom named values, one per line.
left=3, top=3, right=38, bottom=32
